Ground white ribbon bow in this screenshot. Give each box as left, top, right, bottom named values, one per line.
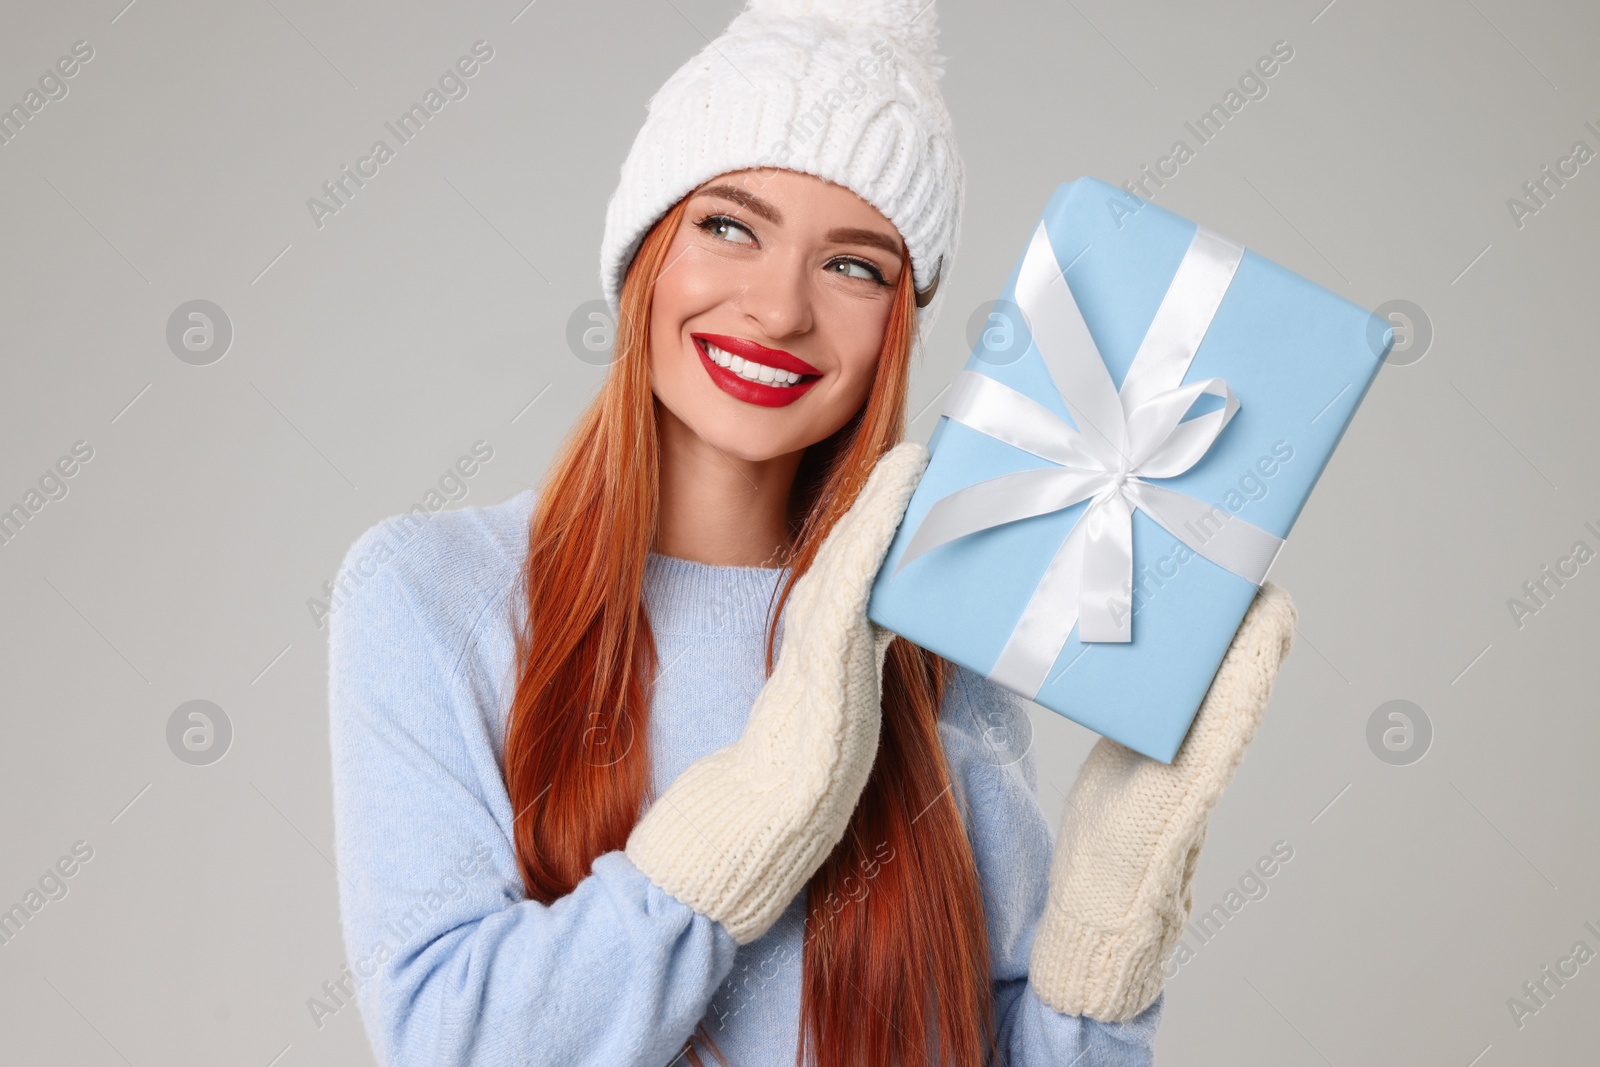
left=893, top=220, right=1286, bottom=699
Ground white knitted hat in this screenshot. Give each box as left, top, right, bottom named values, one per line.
left=599, top=0, right=964, bottom=329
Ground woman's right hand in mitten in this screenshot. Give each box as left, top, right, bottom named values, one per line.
left=624, top=441, right=929, bottom=945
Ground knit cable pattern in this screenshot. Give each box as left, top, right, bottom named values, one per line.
left=599, top=0, right=963, bottom=333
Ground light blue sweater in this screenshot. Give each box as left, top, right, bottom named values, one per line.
left=327, top=488, right=1164, bottom=1066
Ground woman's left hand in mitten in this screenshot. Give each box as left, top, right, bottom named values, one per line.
left=1027, top=580, right=1298, bottom=1022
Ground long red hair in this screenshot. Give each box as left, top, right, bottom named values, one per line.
left=504, top=192, right=998, bottom=1067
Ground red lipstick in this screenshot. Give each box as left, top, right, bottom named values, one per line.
left=692, top=333, right=822, bottom=409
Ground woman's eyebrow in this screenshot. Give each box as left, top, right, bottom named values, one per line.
left=826, top=227, right=903, bottom=259
left=694, top=186, right=902, bottom=259
left=696, top=184, right=782, bottom=224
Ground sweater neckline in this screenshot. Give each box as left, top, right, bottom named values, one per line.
left=643, top=550, right=792, bottom=635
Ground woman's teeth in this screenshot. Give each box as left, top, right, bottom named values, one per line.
left=703, top=341, right=806, bottom=387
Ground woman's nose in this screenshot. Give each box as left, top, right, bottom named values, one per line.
left=737, top=252, right=813, bottom=339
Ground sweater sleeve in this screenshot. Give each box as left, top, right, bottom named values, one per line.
left=936, top=665, right=1165, bottom=1066
left=327, top=519, right=740, bottom=1067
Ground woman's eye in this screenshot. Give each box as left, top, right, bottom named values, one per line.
left=700, top=216, right=755, bottom=245
left=828, top=258, right=885, bottom=284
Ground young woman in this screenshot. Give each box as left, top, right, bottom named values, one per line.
left=327, top=3, right=1297, bottom=1065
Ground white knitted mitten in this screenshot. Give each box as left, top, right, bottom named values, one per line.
left=625, top=441, right=929, bottom=945
left=1028, top=580, right=1298, bottom=1021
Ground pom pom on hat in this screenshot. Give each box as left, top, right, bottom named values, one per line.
left=743, top=0, right=947, bottom=75
left=598, top=0, right=964, bottom=329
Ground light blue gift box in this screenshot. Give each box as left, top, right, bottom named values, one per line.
left=866, top=177, right=1394, bottom=763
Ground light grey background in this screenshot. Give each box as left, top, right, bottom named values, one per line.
left=2, top=0, right=1595, bottom=1063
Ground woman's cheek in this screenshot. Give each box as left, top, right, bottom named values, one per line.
left=676, top=247, right=747, bottom=306
left=839, top=331, right=885, bottom=401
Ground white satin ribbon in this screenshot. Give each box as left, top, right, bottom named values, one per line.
left=893, top=220, right=1286, bottom=699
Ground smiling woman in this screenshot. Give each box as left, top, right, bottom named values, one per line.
left=647, top=169, right=916, bottom=564
left=657, top=171, right=903, bottom=409
left=326, top=1, right=1177, bottom=1066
